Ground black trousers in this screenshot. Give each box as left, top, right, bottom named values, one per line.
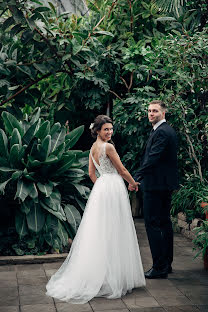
left=143, top=190, right=173, bottom=270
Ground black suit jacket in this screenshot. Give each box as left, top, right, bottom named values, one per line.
left=134, top=122, right=178, bottom=191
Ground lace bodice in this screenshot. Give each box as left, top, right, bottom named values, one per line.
left=90, top=143, right=118, bottom=176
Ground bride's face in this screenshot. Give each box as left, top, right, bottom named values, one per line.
left=97, top=123, right=113, bottom=142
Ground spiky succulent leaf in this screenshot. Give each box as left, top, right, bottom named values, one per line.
left=2, top=111, right=24, bottom=137
left=39, top=134, right=51, bottom=161
left=9, top=143, right=21, bottom=168
left=10, top=128, right=22, bottom=148
left=65, top=125, right=84, bottom=150
left=0, top=129, right=9, bottom=158
left=35, top=120, right=50, bottom=140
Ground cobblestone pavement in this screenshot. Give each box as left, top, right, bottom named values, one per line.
left=0, top=219, right=208, bottom=312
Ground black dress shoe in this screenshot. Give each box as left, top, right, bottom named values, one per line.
left=145, top=267, right=168, bottom=279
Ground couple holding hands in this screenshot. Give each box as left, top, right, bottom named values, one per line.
left=46, top=100, right=178, bottom=304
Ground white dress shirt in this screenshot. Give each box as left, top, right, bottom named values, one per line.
left=153, top=119, right=166, bottom=131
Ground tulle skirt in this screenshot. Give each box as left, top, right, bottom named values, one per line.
left=46, top=173, right=146, bottom=303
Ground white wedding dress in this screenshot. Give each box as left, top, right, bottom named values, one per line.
left=46, top=142, right=146, bottom=303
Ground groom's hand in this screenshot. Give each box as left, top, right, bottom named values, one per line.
left=128, top=184, right=135, bottom=192
left=128, top=183, right=139, bottom=192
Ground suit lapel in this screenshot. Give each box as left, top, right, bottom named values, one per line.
left=141, top=122, right=167, bottom=158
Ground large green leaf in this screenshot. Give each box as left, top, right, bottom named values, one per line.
left=17, top=65, right=33, bottom=78
left=64, top=204, right=81, bottom=233
left=65, top=168, right=85, bottom=178
left=71, top=183, right=90, bottom=199
left=28, top=182, right=38, bottom=199
left=52, top=142, right=65, bottom=159
left=2, top=16, right=15, bottom=31
left=0, top=129, right=8, bottom=158
left=75, top=196, right=86, bottom=212
left=11, top=170, right=22, bottom=180
left=35, top=120, right=50, bottom=140
left=54, top=155, right=76, bottom=175
left=10, top=128, right=22, bottom=147
left=37, top=181, right=53, bottom=197
left=27, top=156, right=42, bottom=168
left=20, top=198, right=31, bottom=215
left=30, top=107, right=41, bottom=125
left=10, top=6, right=25, bottom=24
left=0, top=167, right=16, bottom=172
left=44, top=155, right=59, bottom=165
left=34, top=6, right=51, bottom=13
left=41, top=135, right=51, bottom=161
left=65, top=126, right=84, bottom=149
left=45, top=214, right=58, bottom=236
left=44, top=230, right=61, bottom=250
left=94, top=30, right=114, bottom=37
left=62, top=221, right=75, bottom=239
left=2, top=111, right=24, bottom=137
left=50, top=122, right=61, bottom=136
left=26, top=202, right=45, bottom=233
left=58, top=220, right=69, bottom=246
left=0, top=178, right=12, bottom=195
left=22, top=120, right=40, bottom=145
left=51, top=128, right=66, bottom=153
left=40, top=201, right=66, bottom=222
left=15, top=210, right=28, bottom=239
left=9, top=143, right=21, bottom=168
left=33, top=63, right=49, bottom=74
left=40, top=191, right=66, bottom=221
left=15, top=180, right=31, bottom=202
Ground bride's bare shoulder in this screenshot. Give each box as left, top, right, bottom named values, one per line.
left=106, top=142, right=116, bottom=153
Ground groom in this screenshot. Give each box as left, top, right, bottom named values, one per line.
left=129, top=100, right=178, bottom=279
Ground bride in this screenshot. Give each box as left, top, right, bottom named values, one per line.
left=46, top=115, right=146, bottom=304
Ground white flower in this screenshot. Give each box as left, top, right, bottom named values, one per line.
left=89, top=123, right=94, bottom=130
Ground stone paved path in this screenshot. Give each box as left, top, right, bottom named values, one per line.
left=0, top=219, right=208, bottom=312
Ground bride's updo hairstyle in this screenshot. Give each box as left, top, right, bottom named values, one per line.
left=91, top=115, right=114, bottom=144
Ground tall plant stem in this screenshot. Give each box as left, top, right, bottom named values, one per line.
left=181, top=105, right=204, bottom=182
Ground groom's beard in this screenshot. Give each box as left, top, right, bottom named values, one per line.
left=149, top=116, right=162, bottom=125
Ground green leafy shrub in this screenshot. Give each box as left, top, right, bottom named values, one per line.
left=171, top=175, right=208, bottom=222
left=193, top=220, right=208, bottom=259
left=0, top=108, right=90, bottom=254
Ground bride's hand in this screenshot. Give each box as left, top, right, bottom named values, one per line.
left=128, top=182, right=139, bottom=192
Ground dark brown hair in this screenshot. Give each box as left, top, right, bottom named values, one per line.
left=91, top=115, right=113, bottom=139
left=149, top=100, right=166, bottom=110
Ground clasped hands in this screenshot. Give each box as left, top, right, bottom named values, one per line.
left=128, top=182, right=140, bottom=192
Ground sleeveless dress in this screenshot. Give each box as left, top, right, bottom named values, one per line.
left=46, top=143, right=146, bottom=304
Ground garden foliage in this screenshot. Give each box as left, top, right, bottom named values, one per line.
left=0, top=108, right=89, bottom=254
left=0, top=0, right=207, bottom=238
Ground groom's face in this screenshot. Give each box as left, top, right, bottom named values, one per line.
left=148, top=104, right=165, bottom=125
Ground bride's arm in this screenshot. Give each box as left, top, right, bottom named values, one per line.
left=106, top=143, right=138, bottom=188
left=89, top=154, right=97, bottom=183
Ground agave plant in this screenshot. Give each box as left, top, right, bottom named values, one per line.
left=0, top=108, right=90, bottom=252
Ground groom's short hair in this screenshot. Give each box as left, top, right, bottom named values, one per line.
left=149, top=100, right=166, bottom=110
